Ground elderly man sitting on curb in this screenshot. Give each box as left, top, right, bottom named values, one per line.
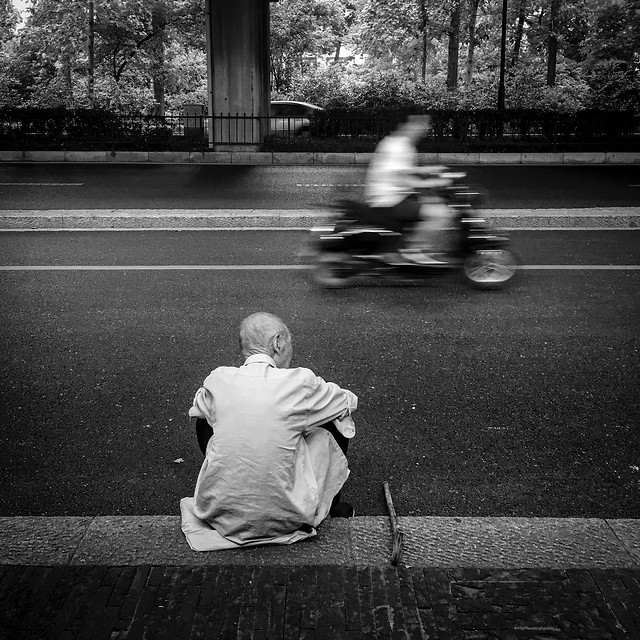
left=180, top=311, right=358, bottom=551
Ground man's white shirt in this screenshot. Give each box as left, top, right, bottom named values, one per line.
left=364, top=133, right=418, bottom=207
left=186, top=354, right=357, bottom=545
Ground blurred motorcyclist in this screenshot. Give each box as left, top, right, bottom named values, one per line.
left=364, top=114, right=453, bottom=264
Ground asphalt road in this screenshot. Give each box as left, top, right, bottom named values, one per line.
left=1, top=229, right=638, bottom=519
left=1, top=163, right=640, bottom=210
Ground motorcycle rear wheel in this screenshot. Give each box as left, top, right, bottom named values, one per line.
left=313, top=253, right=356, bottom=288
left=462, top=248, right=519, bottom=289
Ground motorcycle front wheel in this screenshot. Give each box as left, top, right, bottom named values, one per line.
left=462, top=248, right=519, bottom=289
left=313, top=253, right=356, bottom=288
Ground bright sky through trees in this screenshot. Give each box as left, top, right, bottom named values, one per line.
left=12, top=0, right=27, bottom=27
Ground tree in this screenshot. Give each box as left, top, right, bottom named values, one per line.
left=163, top=41, right=207, bottom=110
left=464, top=0, right=480, bottom=87
left=0, top=0, right=20, bottom=107
left=270, top=0, right=347, bottom=93
left=323, top=0, right=607, bottom=110
left=446, top=0, right=462, bottom=91
left=417, top=0, right=428, bottom=81
left=94, top=0, right=203, bottom=108
left=88, top=0, right=95, bottom=107
left=2, top=0, right=204, bottom=110
left=511, top=0, right=526, bottom=67
left=546, top=0, right=561, bottom=86
left=333, top=0, right=356, bottom=61
left=582, top=0, right=640, bottom=109
left=0, top=0, right=636, bottom=113
left=0, top=0, right=19, bottom=43
left=352, top=0, right=449, bottom=81
left=14, top=0, right=91, bottom=106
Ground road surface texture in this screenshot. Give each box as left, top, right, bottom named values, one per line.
left=1, top=159, right=639, bottom=639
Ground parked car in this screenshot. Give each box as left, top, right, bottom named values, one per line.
left=270, top=100, right=323, bottom=136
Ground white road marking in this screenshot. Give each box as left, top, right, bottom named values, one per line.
left=0, top=182, right=84, bottom=186
left=521, top=265, right=640, bottom=270
left=296, top=183, right=364, bottom=187
left=0, top=265, right=638, bottom=271
left=1, top=226, right=636, bottom=233
left=0, top=264, right=310, bottom=271
left=2, top=227, right=316, bottom=232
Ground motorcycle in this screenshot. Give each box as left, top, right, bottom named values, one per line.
left=307, top=169, right=519, bottom=290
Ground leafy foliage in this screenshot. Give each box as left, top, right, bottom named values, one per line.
left=270, top=0, right=348, bottom=92
left=288, top=0, right=637, bottom=112
left=2, top=0, right=205, bottom=111
left=582, top=0, right=640, bottom=110
left=0, top=0, right=637, bottom=114
left=0, top=0, right=19, bottom=41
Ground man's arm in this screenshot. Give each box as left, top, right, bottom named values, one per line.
left=189, top=386, right=216, bottom=427
left=304, top=373, right=358, bottom=431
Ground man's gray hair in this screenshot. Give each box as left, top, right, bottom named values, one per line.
left=240, top=312, right=290, bottom=357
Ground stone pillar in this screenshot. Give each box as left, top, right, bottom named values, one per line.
left=205, top=0, right=271, bottom=149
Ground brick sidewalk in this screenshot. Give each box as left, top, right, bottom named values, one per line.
left=2, top=564, right=639, bottom=639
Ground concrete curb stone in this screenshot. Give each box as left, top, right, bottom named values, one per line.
left=22, top=150, right=62, bottom=162
left=105, top=151, right=148, bottom=163
left=64, top=150, right=106, bottom=162
left=1, top=515, right=639, bottom=568
left=354, top=152, right=374, bottom=164
left=1, top=150, right=640, bottom=164
left=273, top=152, right=314, bottom=165
left=232, top=152, right=273, bottom=165
left=148, top=151, right=191, bottom=163
left=442, top=152, right=480, bottom=164
left=190, top=151, right=233, bottom=163
left=0, top=150, right=23, bottom=161
left=313, top=152, right=356, bottom=164
left=609, top=519, right=640, bottom=564
left=478, top=152, right=521, bottom=164
left=522, top=152, right=564, bottom=164
left=1, top=207, right=638, bottom=230
left=607, top=151, right=640, bottom=164
left=415, top=153, right=440, bottom=164
left=563, top=152, right=607, bottom=164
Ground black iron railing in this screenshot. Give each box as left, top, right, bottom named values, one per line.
left=0, top=109, right=638, bottom=152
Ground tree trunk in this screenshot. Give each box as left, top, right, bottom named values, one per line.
left=62, top=52, right=73, bottom=103
left=447, top=0, right=461, bottom=91
left=497, top=0, right=508, bottom=109
left=547, top=0, right=560, bottom=86
left=153, top=69, right=165, bottom=116
left=88, top=0, right=95, bottom=107
left=511, top=0, right=526, bottom=67
left=418, top=0, right=428, bottom=82
left=151, top=3, right=166, bottom=115
left=464, top=0, right=479, bottom=89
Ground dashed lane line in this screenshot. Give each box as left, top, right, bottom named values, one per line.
left=296, top=183, right=363, bottom=187
left=0, top=182, right=84, bottom=186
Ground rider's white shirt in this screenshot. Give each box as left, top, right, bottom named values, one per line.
left=364, top=133, right=418, bottom=207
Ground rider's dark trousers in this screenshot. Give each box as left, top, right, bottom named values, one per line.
left=195, top=418, right=349, bottom=509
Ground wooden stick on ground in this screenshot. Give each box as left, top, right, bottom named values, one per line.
left=383, top=481, right=403, bottom=566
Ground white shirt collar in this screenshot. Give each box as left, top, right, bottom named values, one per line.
left=243, top=353, right=276, bottom=368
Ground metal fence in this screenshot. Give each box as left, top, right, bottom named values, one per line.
left=0, top=110, right=638, bottom=153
